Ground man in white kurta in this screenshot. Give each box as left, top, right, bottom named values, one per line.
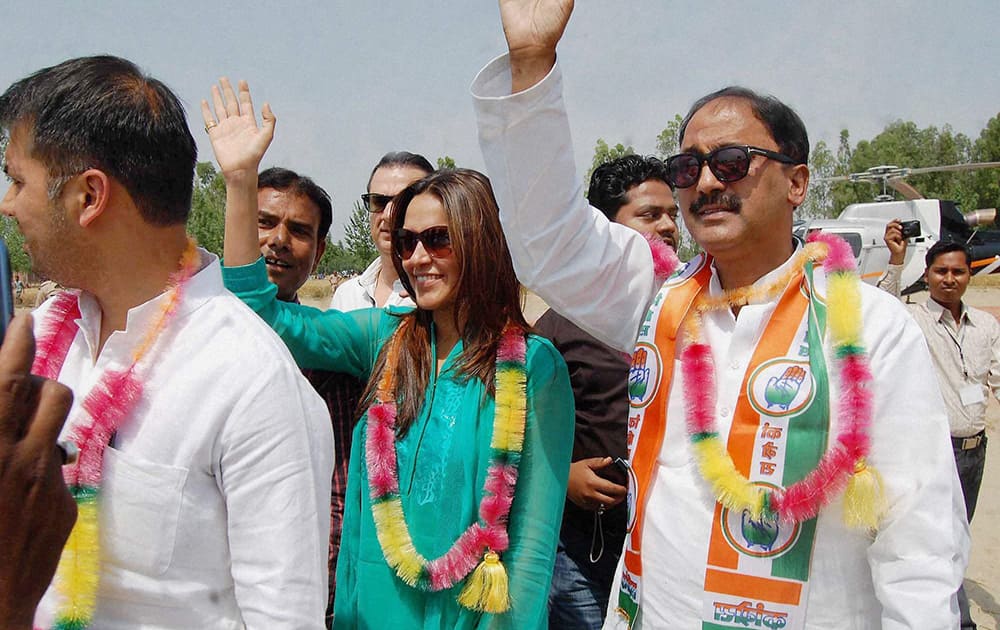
left=1, top=56, right=332, bottom=629
left=471, top=3, right=967, bottom=628
left=31, top=250, right=333, bottom=629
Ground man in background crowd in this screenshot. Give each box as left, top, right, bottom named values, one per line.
left=879, top=223, right=1000, bottom=630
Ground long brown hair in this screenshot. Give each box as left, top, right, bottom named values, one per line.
left=359, top=169, right=528, bottom=436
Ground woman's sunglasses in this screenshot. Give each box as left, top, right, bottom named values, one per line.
left=665, top=145, right=799, bottom=189
left=393, top=226, right=453, bottom=260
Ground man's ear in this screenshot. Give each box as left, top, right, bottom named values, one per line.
left=787, top=164, right=809, bottom=208
left=66, top=169, right=111, bottom=227
left=311, top=239, right=327, bottom=273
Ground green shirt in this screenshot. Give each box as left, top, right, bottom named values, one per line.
left=223, top=259, right=574, bottom=629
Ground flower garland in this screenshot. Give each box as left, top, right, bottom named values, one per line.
left=34, top=238, right=200, bottom=630
left=680, top=232, right=884, bottom=530
left=365, top=320, right=527, bottom=614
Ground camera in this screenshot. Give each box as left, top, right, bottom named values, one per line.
left=900, top=220, right=921, bottom=239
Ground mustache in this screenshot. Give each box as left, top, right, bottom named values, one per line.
left=689, top=192, right=742, bottom=215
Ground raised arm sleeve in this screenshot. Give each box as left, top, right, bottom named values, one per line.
left=472, top=54, right=659, bottom=353
left=874, top=262, right=904, bottom=299
left=222, top=257, right=394, bottom=375
left=482, top=337, right=574, bottom=630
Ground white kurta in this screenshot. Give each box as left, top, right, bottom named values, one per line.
left=472, top=54, right=968, bottom=630
left=35, top=250, right=333, bottom=630
left=328, top=256, right=413, bottom=311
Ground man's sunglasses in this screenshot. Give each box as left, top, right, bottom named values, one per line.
left=361, top=193, right=394, bottom=213
left=393, top=226, right=453, bottom=260
left=665, top=145, right=799, bottom=189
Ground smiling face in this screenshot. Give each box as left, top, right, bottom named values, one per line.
left=926, top=250, right=970, bottom=311
left=399, top=192, right=459, bottom=318
left=368, top=165, right=430, bottom=256
left=676, top=97, right=806, bottom=268
left=257, top=187, right=326, bottom=301
left=1, top=126, right=76, bottom=283
left=613, top=179, right=679, bottom=248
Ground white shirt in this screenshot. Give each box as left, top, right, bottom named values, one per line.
left=878, top=263, right=1000, bottom=437
left=473, top=54, right=968, bottom=630
left=328, top=257, right=413, bottom=311
left=35, top=250, right=333, bottom=630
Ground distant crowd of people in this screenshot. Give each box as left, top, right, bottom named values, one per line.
left=2, top=2, right=996, bottom=630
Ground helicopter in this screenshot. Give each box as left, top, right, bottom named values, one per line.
left=794, top=162, right=1000, bottom=294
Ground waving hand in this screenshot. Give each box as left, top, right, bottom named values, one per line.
left=498, top=0, right=574, bottom=92
left=201, top=77, right=274, bottom=267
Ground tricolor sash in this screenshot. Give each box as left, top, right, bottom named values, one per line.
left=617, top=255, right=830, bottom=629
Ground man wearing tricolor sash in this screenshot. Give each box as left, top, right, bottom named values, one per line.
left=472, top=2, right=969, bottom=628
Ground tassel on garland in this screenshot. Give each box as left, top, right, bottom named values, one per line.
left=457, top=551, right=510, bottom=613
left=844, top=458, right=886, bottom=531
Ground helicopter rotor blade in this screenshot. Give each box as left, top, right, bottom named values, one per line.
left=815, top=174, right=851, bottom=183
left=904, top=161, right=1000, bottom=176
left=887, top=178, right=924, bottom=200
left=816, top=162, right=1000, bottom=185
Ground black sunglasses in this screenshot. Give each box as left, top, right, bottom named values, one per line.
left=665, top=145, right=799, bottom=189
left=393, top=226, right=453, bottom=260
left=361, top=193, right=394, bottom=214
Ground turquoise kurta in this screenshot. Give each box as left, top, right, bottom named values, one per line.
left=223, top=259, right=574, bottom=629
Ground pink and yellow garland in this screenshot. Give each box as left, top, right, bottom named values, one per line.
left=365, top=321, right=527, bottom=614
left=33, top=239, right=200, bottom=630
left=680, top=232, right=884, bottom=529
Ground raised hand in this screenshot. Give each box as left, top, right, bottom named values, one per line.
left=498, top=0, right=574, bottom=92
left=883, top=219, right=907, bottom=265
left=201, top=78, right=275, bottom=180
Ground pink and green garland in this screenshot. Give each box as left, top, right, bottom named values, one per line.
left=33, top=239, right=199, bottom=629
left=680, top=232, right=884, bottom=529
left=365, top=320, right=527, bottom=613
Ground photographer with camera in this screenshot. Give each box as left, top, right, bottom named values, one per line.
left=879, top=219, right=1000, bottom=630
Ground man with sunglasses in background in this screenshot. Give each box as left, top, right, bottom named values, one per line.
left=471, top=2, right=966, bottom=628
left=328, top=151, right=432, bottom=311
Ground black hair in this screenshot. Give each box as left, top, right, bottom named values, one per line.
left=366, top=151, right=434, bottom=191
left=0, top=55, right=196, bottom=225
left=258, top=167, right=333, bottom=240
left=925, top=239, right=972, bottom=268
left=679, top=86, right=809, bottom=165
left=588, top=154, right=671, bottom=220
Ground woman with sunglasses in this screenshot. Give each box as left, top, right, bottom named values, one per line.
left=203, top=79, right=574, bottom=630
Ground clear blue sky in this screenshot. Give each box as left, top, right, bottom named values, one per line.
left=4, top=1, right=999, bottom=241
